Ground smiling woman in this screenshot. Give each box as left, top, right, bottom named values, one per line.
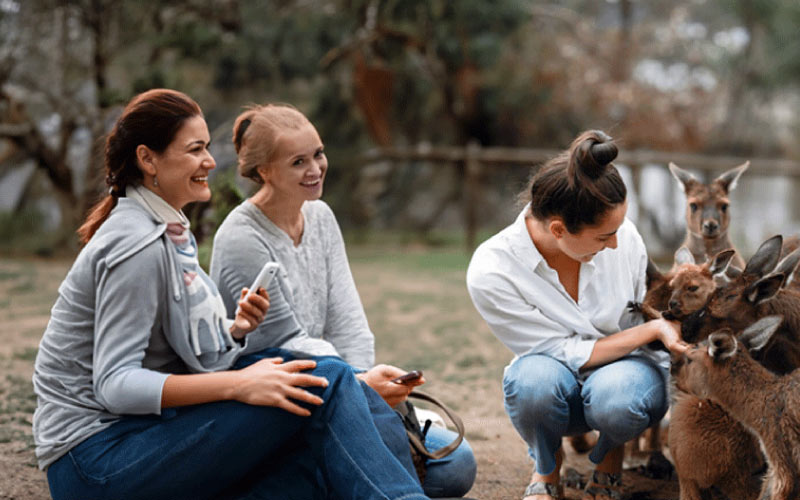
left=34, top=89, right=432, bottom=500
left=209, top=103, right=477, bottom=498
left=466, top=130, right=688, bottom=500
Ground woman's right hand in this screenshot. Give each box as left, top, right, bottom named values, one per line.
left=231, top=357, right=329, bottom=416
left=652, top=318, right=689, bottom=354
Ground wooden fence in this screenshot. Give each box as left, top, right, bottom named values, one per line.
left=361, top=144, right=800, bottom=251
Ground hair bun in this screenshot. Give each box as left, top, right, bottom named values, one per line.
left=573, top=130, right=617, bottom=180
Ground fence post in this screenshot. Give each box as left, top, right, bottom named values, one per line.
left=464, top=140, right=481, bottom=252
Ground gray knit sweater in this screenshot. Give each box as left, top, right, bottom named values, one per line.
left=33, top=199, right=245, bottom=469
left=210, top=200, right=375, bottom=370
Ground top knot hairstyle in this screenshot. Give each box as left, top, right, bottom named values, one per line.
left=77, top=89, right=202, bottom=244
left=232, top=103, right=312, bottom=184
left=526, top=130, right=626, bottom=234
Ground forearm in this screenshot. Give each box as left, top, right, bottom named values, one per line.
left=580, top=321, right=659, bottom=371
left=161, top=371, right=240, bottom=408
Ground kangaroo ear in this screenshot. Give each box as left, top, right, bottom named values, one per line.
left=669, top=162, right=699, bottom=193
left=714, top=161, right=749, bottom=193
left=743, top=235, right=783, bottom=278
left=739, top=315, right=782, bottom=352
left=774, top=248, right=800, bottom=289
left=646, top=258, right=665, bottom=288
left=708, top=249, right=736, bottom=275
left=674, top=246, right=695, bottom=266
left=708, top=332, right=738, bottom=361
left=745, top=273, right=785, bottom=305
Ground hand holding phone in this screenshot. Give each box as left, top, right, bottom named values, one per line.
left=247, top=262, right=280, bottom=297
left=391, top=370, right=423, bottom=385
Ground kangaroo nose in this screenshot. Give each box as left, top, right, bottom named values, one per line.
left=702, top=220, right=718, bottom=233
left=669, top=300, right=679, bottom=310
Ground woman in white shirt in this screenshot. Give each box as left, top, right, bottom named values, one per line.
left=466, top=130, right=687, bottom=500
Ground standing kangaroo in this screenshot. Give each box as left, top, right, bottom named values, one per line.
left=669, top=161, right=749, bottom=268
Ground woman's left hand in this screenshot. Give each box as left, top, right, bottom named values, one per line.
left=231, top=288, right=270, bottom=339
left=357, top=364, right=426, bottom=407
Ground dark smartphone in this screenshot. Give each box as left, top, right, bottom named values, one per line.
left=391, top=370, right=423, bottom=385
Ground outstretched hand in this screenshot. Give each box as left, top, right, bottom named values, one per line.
left=231, top=288, right=270, bottom=339
left=654, top=318, right=689, bottom=354
left=357, top=364, right=426, bottom=408
left=231, top=357, right=328, bottom=416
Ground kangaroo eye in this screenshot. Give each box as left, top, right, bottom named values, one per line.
left=726, top=294, right=737, bottom=301
left=689, top=203, right=698, bottom=213
left=688, top=285, right=699, bottom=292
left=720, top=203, right=728, bottom=213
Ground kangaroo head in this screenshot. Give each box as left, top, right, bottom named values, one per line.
left=672, top=316, right=782, bottom=398
left=667, top=248, right=735, bottom=319
left=670, top=161, right=748, bottom=240
left=680, top=235, right=786, bottom=343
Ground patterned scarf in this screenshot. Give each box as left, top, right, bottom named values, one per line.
left=126, top=185, right=235, bottom=361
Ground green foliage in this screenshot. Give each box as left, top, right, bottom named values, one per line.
left=0, top=209, right=61, bottom=257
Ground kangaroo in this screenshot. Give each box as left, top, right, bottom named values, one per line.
left=681, top=235, right=800, bottom=374
left=668, top=236, right=800, bottom=499
left=635, top=247, right=735, bottom=322
left=672, top=316, right=800, bottom=500
left=669, top=161, right=748, bottom=268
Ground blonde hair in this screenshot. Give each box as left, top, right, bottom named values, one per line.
left=232, top=103, right=312, bottom=184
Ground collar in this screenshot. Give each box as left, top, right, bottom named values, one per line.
left=126, top=184, right=189, bottom=228
left=507, top=204, right=545, bottom=271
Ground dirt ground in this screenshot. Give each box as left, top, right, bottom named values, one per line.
left=0, top=253, right=681, bottom=500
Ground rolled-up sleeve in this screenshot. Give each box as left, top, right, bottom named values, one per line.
left=467, top=267, right=596, bottom=373
left=92, top=244, right=169, bottom=415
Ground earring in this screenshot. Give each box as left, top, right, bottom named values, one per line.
left=153, top=175, right=159, bottom=187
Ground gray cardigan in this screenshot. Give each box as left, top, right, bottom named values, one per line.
left=33, top=199, right=245, bottom=469
left=210, top=200, right=375, bottom=370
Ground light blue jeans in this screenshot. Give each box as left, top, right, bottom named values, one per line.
left=47, top=350, right=429, bottom=500
left=503, top=354, right=668, bottom=475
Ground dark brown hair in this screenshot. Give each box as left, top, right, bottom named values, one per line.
left=524, top=130, right=626, bottom=234
left=77, top=89, right=202, bottom=243
left=232, top=103, right=312, bottom=184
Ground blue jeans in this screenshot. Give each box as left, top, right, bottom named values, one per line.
left=503, top=354, right=668, bottom=475
left=47, top=349, right=429, bottom=500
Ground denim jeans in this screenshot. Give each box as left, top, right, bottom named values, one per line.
left=47, top=349, right=429, bottom=500
left=503, top=353, right=668, bottom=475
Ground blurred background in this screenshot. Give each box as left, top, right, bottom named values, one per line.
left=1, top=0, right=800, bottom=260
left=1, top=3, right=800, bottom=497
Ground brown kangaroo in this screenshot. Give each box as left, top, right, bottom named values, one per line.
left=672, top=316, right=800, bottom=500
left=635, top=247, right=735, bottom=322
left=669, top=161, right=748, bottom=268
left=668, top=236, right=800, bottom=499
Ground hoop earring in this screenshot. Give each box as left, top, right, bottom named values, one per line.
left=153, top=175, right=159, bottom=187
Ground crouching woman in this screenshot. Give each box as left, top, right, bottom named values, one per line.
left=466, top=130, right=687, bottom=500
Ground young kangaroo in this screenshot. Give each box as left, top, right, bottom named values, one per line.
left=635, top=247, right=735, bottom=322
left=669, top=236, right=800, bottom=500
left=672, top=316, right=800, bottom=500
left=669, top=161, right=748, bottom=268
left=681, top=234, right=800, bottom=374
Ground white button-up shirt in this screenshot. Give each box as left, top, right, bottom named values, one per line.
left=466, top=204, right=668, bottom=377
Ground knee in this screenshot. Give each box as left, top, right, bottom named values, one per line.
left=504, top=360, right=578, bottom=418
left=311, top=356, right=355, bottom=383
left=423, top=435, right=477, bottom=498
left=586, top=390, right=665, bottom=436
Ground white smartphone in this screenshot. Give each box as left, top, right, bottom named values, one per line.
left=247, top=262, right=280, bottom=297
